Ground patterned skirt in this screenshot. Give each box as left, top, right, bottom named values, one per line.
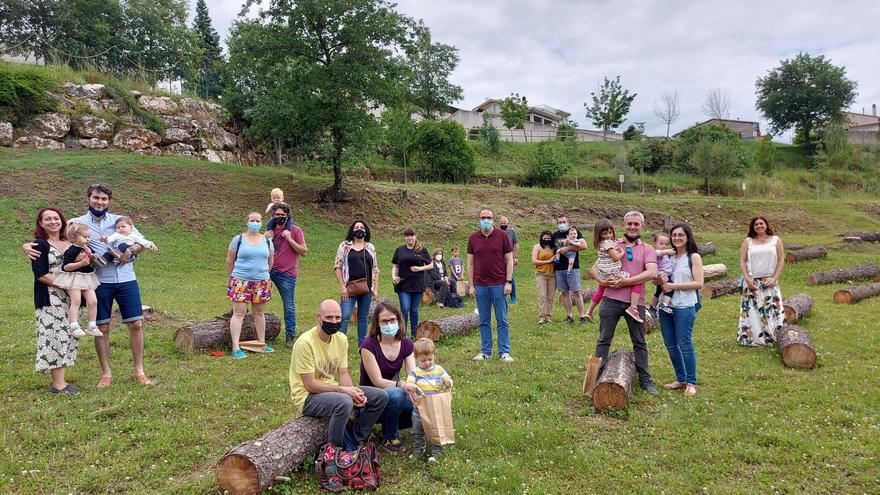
left=35, top=286, right=79, bottom=372
left=737, top=277, right=783, bottom=347
left=227, top=276, right=272, bottom=303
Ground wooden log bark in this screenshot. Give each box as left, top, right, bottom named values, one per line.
left=702, top=278, right=740, bottom=299
left=216, top=416, right=329, bottom=495
left=785, top=246, right=827, bottom=263
left=843, top=231, right=880, bottom=242
left=702, top=263, right=728, bottom=280
left=173, top=314, right=281, bottom=352
left=698, top=243, right=716, bottom=256
left=807, top=263, right=880, bottom=286
left=784, top=243, right=804, bottom=251
left=776, top=324, right=817, bottom=369
left=782, top=294, right=814, bottom=324
left=643, top=309, right=656, bottom=334
left=421, top=289, right=433, bottom=305
left=593, top=349, right=636, bottom=412
left=833, top=282, right=880, bottom=304
left=415, top=312, right=481, bottom=341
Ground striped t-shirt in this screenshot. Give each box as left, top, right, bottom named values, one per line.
left=407, top=364, right=451, bottom=395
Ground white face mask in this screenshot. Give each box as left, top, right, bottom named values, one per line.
left=435, top=255, right=443, bottom=261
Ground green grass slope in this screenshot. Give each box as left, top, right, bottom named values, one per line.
left=0, top=149, right=878, bottom=494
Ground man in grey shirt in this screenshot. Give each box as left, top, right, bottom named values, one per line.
left=499, top=216, right=519, bottom=304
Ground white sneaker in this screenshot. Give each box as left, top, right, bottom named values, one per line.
left=70, top=324, right=85, bottom=338
left=472, top=353, right=489, bottom=361
left=87, top=326, right=103, bottom=337
left=500, top=353, right=515, bottom=363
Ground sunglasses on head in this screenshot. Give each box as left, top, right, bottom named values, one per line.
left=625, top=246, right=633, bottom=261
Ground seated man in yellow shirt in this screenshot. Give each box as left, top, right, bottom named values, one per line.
left=289, top=299, right=388, bottom=450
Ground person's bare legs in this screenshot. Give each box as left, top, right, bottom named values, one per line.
left=50, top=367, right=67, bottom=389
left=229, top=301, right=248, bottom=351
left=561, top=291, right=573, bottom=318
left=252, top=302, right=267, bottom=343
left=573, top=292, right=586, bottom=318
left=95, top=323, right=112, bottom=385
left=127, top=319, right=145, bottom=377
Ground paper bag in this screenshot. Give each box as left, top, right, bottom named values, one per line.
left=583, top=355, right=602, bottom=395
left=238, top=340, right=267, bottom=353
left=416, top=392, right=455, bottom=446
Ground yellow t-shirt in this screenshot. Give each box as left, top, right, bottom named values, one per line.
left=289, top=326, right=349, bottom=416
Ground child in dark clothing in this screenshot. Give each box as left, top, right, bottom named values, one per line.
left=54, top=222, right=102, bottom=337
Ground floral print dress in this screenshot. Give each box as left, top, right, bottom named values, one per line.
left=35, top=245, right=79, bottom=372
left=737, top=236, right=783, bottom=346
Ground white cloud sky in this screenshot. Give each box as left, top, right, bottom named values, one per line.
left=204, top=0, right=879, bottom=139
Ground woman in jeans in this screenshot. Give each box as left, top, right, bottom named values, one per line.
left=658, top=223, right=704, bottom=397
left=391, top=227, right=432, bottom=338
left=334, top=220, right=379, bottom=346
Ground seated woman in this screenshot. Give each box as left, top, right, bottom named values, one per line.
left=424, top=248, right=451, bottom=307
left=359, top=300, right=420, bottom=452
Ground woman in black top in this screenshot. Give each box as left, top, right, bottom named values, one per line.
left=391, top=227, right=433, bottom=338
left=424, top=247, right=451, bottom=308
left=334, top=220, right=379, bottom=346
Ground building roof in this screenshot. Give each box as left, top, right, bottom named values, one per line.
left=844, top=111, right=880, bottom=128
left=673, top=118, right=760, bottom=137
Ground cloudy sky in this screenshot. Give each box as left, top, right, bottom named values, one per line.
left=204, top=0, right=879, bottom=139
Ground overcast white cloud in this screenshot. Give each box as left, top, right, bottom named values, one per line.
left=204, top=0, right=879, bottom=139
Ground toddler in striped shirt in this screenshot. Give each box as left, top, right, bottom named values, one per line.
left=408, top=338, right=453, bottom=462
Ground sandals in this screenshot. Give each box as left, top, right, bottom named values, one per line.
left=663, top=381, right=685, bottom=390
left=96, top=376, right=113, bottom=389
left=683, top=384, right=697, bottom=397
left=131, top=374, right=155, bottom=386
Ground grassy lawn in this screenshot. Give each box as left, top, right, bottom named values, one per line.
left=0, top=149, right=878, bottom=494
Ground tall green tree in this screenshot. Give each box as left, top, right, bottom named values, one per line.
left=499, top=92, right=529, bottom=142
left=584, top=75, right=636, bottom=140
left=188, top=0, right=224, bottom=100
left=121, top=0, right=197, bottom=83
left=405, top=24, right=463, bottom=120
left=755, top=52, right=857, bottom=147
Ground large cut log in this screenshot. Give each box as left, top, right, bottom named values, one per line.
left=173, top=313, right=281, bottom=352
left=776, top=324, right=817, bottom=369
left=216, top=416, right=329, bottom=495
left=698, top=243, right=715, bottom=256
left=807, top=263, right=880, bottom=286
left=784, top=243, right=804, bottom=251
left=782, top=294, right=814, bottom=323
left=702, top=278, right=740, bottom=299
left=415, top=312, right=480, bottom=341
left=833, top=282, right=880, bottom=304
left=785, top=246, right=827, bottom=263
left=592, top=349, right=636, bottom=413
left=702, top=263, right=728, bottom=280
left=843, top=231, right=880, bottom=242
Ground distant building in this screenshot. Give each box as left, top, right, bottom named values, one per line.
left=675, top=118, right=761, bottom=141
left=844, top=107, right=879, bottom=144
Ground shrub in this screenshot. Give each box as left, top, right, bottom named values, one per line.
left=622, top=123, right=645, bottom=141
left=522, top=142, right=571, bottom=187
left=480, top=111, right=500, bottom=154
left=105, top=81, right=164, bottom=134
left=414, top=120, right=475, bottom=183
left=752, top=137, right=777, bottom=176
left=815, top=120, right=864, bottom=171
left=0, top=62, right=59, bottom=124
left=627, top=138, right=676, bottom=174
left=673, top=124, right=742, bottom=170
left=688, top=140, right=746, bottom=194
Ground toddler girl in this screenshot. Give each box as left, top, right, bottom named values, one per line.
left=651, top=233, right=676, bottom=314
left=407, top=338, right=453, bottom=462
left=585, top=219, right=643, bottom=323
left=55, top=222, right=102, bottom=337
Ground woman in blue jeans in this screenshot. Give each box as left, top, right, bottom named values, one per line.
left=358, top=300, right=419, bottom=452
left=658, top=223, right=704, bottom=397
left=391, top=228, right=432, bottom=338
left=334, top=220, right=379, bottom=346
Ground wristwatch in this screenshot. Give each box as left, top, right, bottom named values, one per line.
left=506, top=280, right=513, bottom=284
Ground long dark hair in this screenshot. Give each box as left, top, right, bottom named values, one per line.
left=345, top=219, right=371, bottom=242
left=368, top=300, right=405, bottom=340
left=34, top=207, right=68, bottom=240
left=539, top=230, right=553, bottom=247
left=670, top=223, right=698, bottom=254
left=593, top=219, right=615, bottom=249
left=747, top=216, right=773, bottom=238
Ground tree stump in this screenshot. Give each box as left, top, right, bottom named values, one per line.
left=216, top=416, right=329, bottom=495
left=173, top=314, right=281, bottom=352
left=421, top=289, right=433, bottom=305
left=807, top=263, right=880, bottom=286
left=782, top=294, right=813, bottom=323
left=698, top=243, right=716, bottom=256
left=702, top=278, right=740, bottom=299
left=702, top=263, right=728, bottom=280
left=842, top=231, right=880, bottom=242
left=776, top=324, right=817, bottom=369
left=592, top=349, right=636, bottom=413
left=785, top=246, right=827, bottom=263
left=833, top=282, right=880, bottom=304
left=415, top=312, right=480, bottom=341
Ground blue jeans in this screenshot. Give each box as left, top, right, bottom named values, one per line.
left=509, top=275, right=517, bottom=304
left=398, top=291, right=422, bottom=338
left=475, top=284, right=510, bottom=356
left=659, top=305, right=698, bottom=385
left=379, top=386, right=413, bottom=440
left=341, top=292, right=372, bottom=346
left=270, top=270, right=297, bottom=337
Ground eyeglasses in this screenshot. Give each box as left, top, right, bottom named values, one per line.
left=378, top=317, right=398, bottom=325
left=625, top=246, right=633, bottom=261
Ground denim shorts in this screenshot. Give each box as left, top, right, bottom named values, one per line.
left=555, top=269, right=581, bottom=292
left=96, top=280, right=144, bottom=324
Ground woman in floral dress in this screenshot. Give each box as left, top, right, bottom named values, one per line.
left=737, top=216, right=785, bottom=346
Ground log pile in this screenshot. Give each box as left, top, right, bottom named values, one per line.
left=698, top=243, right=715, bottom=256
left=415, top=312, right=481, bottom=341
left=833, top=282, right=880, bottom=305
left=702, top=278, right=740, bottom=299
left=216, top=416, right=329, bottom=495
left=807, top=263, right=880, bottom=286
left=702, top=263, right=728, bottom=280
left=782, top=294, right=813, bottom=324
left=842, top=231, right=880, bottom=243
left=785, top=246, right=827, bottom=263
left=776, top=324, right=817, bottom=369
left=173, top=313, right=281, bottom=352
left=592, top=349, right=636, bottom=413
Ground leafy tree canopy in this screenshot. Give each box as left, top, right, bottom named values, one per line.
left=584, top=75, right=636, bottom=140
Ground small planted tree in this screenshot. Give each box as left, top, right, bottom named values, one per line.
left=480, top=111, right=501, bottom=154
left=381, top=105, right=417, bottom=182
left=415, top=120, right=475, bottom=183
left=499, top=93, right=529, bottom=142
left=584, top=75, right=636, bottom=140
left=753, top=137, right=777, bottom=176
left=688, top=140, right=746, bottom=195
left=652, top=90, right=680, bottom=137
left=523, top=142, right=571, bottom=188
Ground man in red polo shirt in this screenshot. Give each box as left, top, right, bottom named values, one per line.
left=467, top=208, right=515, bottom=362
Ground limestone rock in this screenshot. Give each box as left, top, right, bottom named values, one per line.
left=113, top=127, right=161, bottom=151
left=178, top=97, right=210, bottom=115
left=138, top=95, right=178, bottom=115
left=27, top=113, right=71, bottom=140
left=201, top=149, right=222, bottom=163
left=190, top=137, right=210, bottom=151
left=81, top=98, right=104, bottom=113
left=204, top=121, right=237, bottom=150
left=34, top=137, right=65, bottom=150
left=63, top=82, right=107, bottom=100
left=134, top=147, right=162, bottom=156
left=161, top=127, right=191, bottom=144
left=0, top=122, right=12, bottom=146
left=12, top=136, right=30, bottom=147
left=219, top=150, right=239, bottom=164
left=73, top=116, right=114, bottom=139
left=101, top=99, right=120, bottom=113
left=163, top=142, right=196, bottom=157
left=79, top=138, right=109, bottom=149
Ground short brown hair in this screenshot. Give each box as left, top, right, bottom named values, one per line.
left=87, top=182, right=112, bottom=198
left=413, top=338, right=436, bottom=357
left=115, top=215, right=133, bottom=227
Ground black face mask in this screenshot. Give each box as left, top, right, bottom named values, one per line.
left=500, top=225, right=508, bottom=230
left=274, top=216, right=287, bottom=225
left=321, top=320, right=342, bottom=335
left=624, top=233, right=641, bottom=242
left=540, top=239, right=552, bottom=247
left=353, top=230, right=366, bottom=239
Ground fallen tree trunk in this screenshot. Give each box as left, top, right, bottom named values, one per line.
left=833, top=282, right=880, bottom=304
left=702, top=263, right=728, bottom=280
left=173, top=314, right=281, bottom=352
left=782, top=294, right=813, bottom=324
left=807, top=263, right=880, bottom=286
left=776, top=324, right=817, bottom=369
left=843, top=231, right=880, bottom=242
left=415, top=312, right=481, bottom=341
left=592, top=349, right=636, bottom=413
left=216, top=416, right=329, bottom=495
left=702, top=278, right=740, bottom=299
left=698, top=243, right=715, bottom=256
left=785, top=243, right=804, bottom=251
left=785, top=246, right=827, bottom=263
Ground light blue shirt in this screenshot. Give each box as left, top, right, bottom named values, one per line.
left=670, top=254, right=698, bottom=308
left=229, top=235, right=273, bottom=281
left=73, top=212, right=140, bottom=284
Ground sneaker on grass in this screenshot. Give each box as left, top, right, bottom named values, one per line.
left=500, top=353, right=514, bottom=363
left=472, top=353, right=490, bottom=361
left=231, top=348, right=247, bottom=359
left=381, top=438, right=406, bottom=453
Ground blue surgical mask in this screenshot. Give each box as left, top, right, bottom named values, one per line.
left=379, top=322, right=399, bottom=337
left=480, top=219, right=493, bottom=230
left=558, top=223, right=569, bottom=232
left=247, top=221, right=261, bottom=232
